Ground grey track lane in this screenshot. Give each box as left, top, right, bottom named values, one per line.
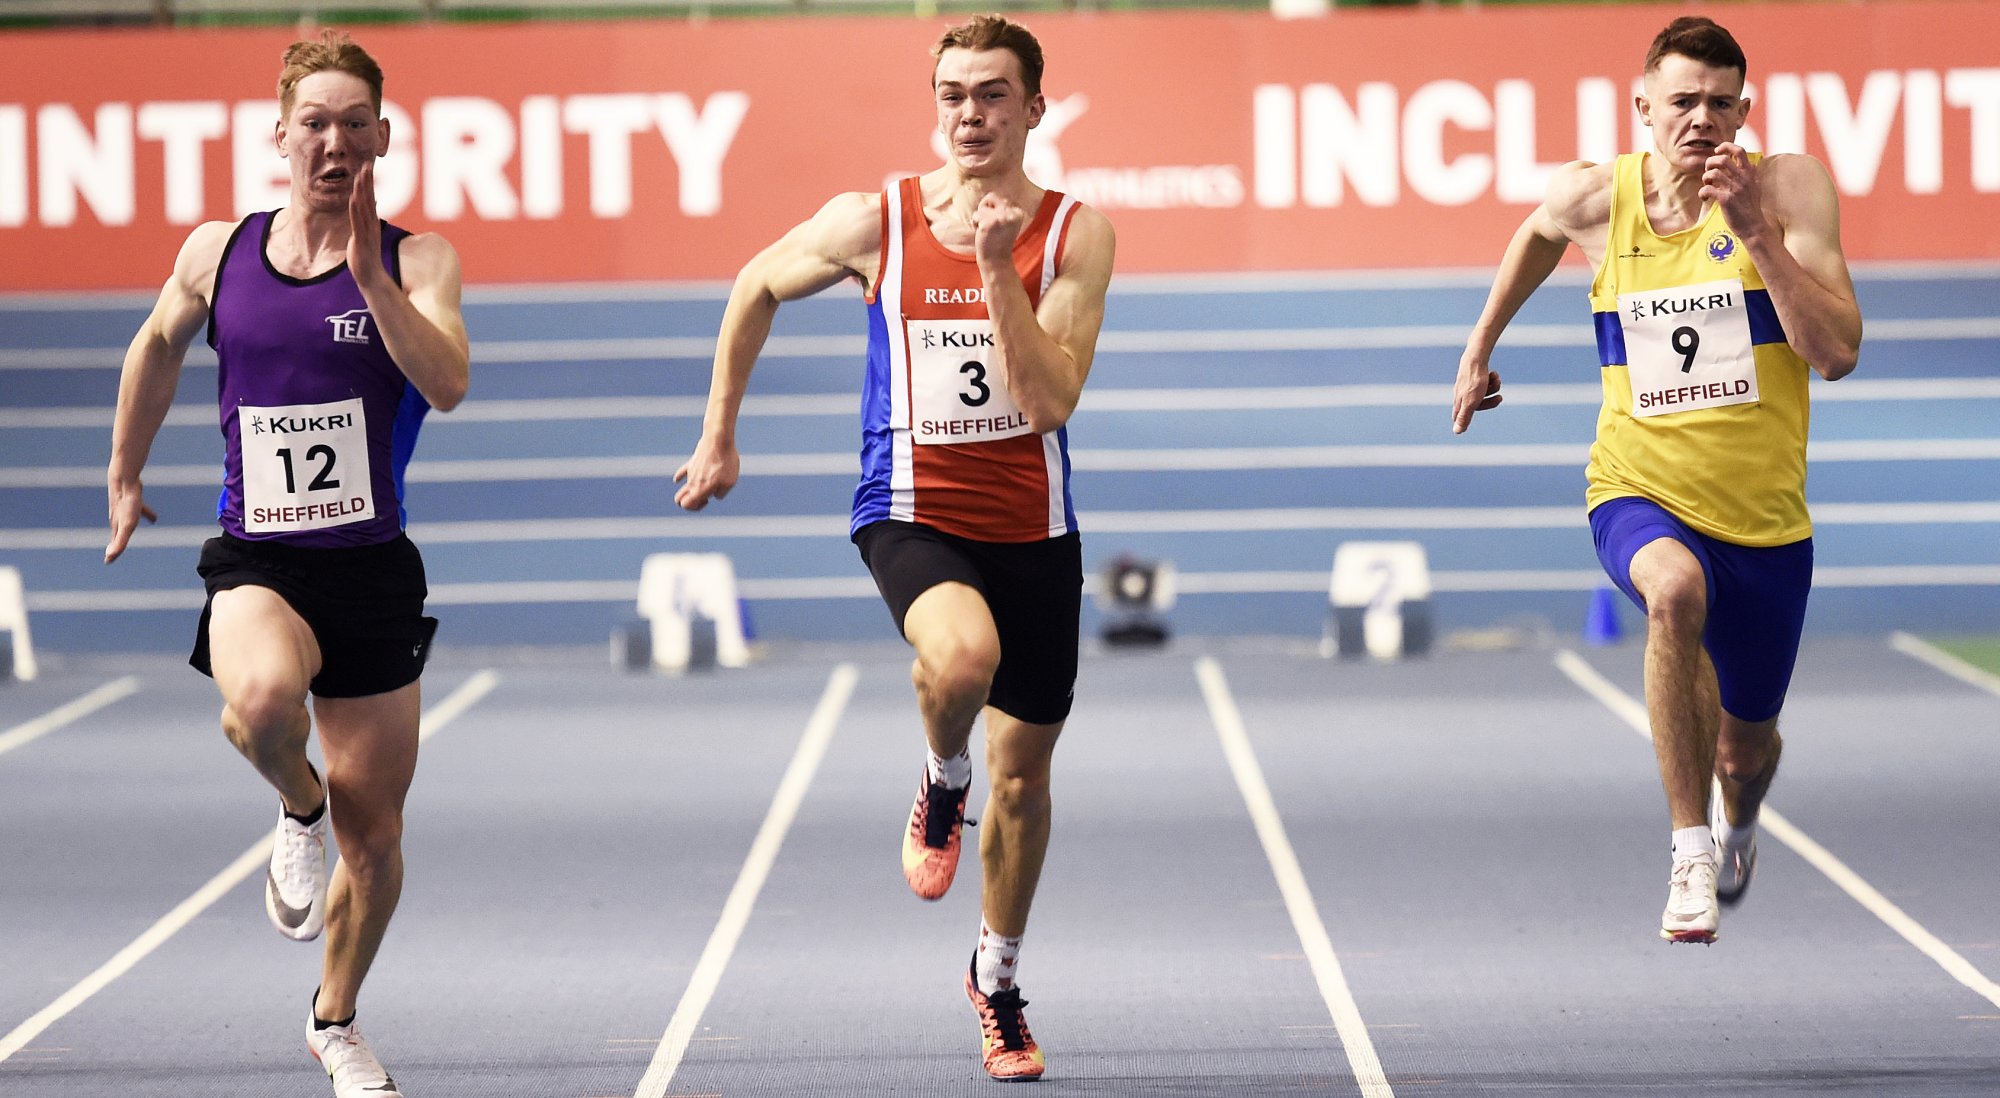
left=669, top=648, right=1353, bottom=1097
left=1216, top=637, right=2000, bottom=1096
left=2, top=637, right=1996, bottom=1096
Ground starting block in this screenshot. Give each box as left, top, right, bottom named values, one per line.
left=627, top=552, right=750, bottom=672
left=0, top=566, right=37, bottom=682
left=1323, top=541, right=1432, bottom=660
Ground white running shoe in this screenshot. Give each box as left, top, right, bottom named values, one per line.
left=307, top=1013, right=405, bottom=1097
left=267, top=803, right=329, bottom=941
left=1660, top=852, right=1720, bottom=944
left=1709, top=777, right=1758, bottom=908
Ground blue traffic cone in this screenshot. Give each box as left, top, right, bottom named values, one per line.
left=1584, top=585, right=1623, bottom=646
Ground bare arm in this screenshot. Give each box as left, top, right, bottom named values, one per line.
left=674, top=191, right=880, bottom=511
left=1452, top=162, right=1604, bottom=433
left=348, top=161, right=471, bottom=410
left=975, top=198, right=1115, bottom=433
left=106, top=220, right=232, bottom=562
left=1705, top=147, right=1861, bottom=381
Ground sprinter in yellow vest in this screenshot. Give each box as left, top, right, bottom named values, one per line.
left=1451, top=16, right=1861, bottom=944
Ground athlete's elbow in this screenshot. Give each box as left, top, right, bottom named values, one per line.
left=1023, top=395, right=1080, bottom=435
left=427, top=369, right=470, bottom=412
left=1812, top=344, right=1859, bottom=382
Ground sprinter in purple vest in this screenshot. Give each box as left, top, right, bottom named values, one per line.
left=105, top=30, right=467, bottom=1098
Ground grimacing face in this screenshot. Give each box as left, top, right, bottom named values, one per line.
left=277, top=70, right=388, bottom=211
left=1639, top=53, right=1751, bottom=174
left=933, top=47, right=1044, bottom=177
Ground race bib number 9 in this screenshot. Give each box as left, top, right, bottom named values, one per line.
left=239, top=397, right=375, bottom=533
left=1618, top=278, right=1759, bottom=419
left=906, top=319, right=1035, bottom=445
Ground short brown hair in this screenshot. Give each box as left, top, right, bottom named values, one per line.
left=932, top=15, right=1045, bottom=101
left=278, top=29, right=384, bottom=118
left=1644, top=16, right=1747, bottom=80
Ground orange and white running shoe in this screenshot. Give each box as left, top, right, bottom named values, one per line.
left=901, top=772, right=972, bottom=901
left=965, top=956, right=1044, bottom=1082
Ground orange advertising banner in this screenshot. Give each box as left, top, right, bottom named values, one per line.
left=1, top=1, right=1996, bottom=290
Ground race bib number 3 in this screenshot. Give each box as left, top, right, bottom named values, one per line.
left=1618, top=278, right=1759, bottom=419
left=906, top=319, right=1035, bottom=445
left=239, top=397, right=375, bottom=533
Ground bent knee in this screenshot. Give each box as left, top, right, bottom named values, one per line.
left=224, top=681, right=309, bottom=741
left=333, top=816, right=405, bottom=871
left=1642, top=577, right=1707, bottom=635
left=915, top=636, right=1000, bottom=703
left=986, top=769, right=1051, bottom=812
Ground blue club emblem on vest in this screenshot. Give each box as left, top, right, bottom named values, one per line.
left=1706, top=231, right=1738, bottom=263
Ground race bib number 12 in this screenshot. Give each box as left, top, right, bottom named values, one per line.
left=1618, top=278, right=1759, bottom=419
left=239, top=397, right=374, bottom=533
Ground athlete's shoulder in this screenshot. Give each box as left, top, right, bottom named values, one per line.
left=800, top=190, right=883, bottom=269
left=814, top=189, right=884, bottom=227
left=1755, top=150, right=1837, bottom=195
left=177, top=217, right=243, bottom=264
left=170, top=218, right=245, bottom=300
left=1058, top=198, right=1113, bottom=241
left=1547, top=160, right=1613, bottom=216
left=1540, top=160, right=1614, bottom=238
left=396, top=230, right=462, bottom=278
left=1053, top=200, right=1114, bottom=276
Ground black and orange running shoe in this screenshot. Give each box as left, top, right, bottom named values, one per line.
left=965, top=956, right=1044, bottom=1082
left=901, top=772, right=971, bottom=901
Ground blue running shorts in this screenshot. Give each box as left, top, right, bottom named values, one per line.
left=1589, top=496, right=1813, bottom=723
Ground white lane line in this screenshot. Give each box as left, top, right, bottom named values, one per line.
left=1551, top=650, right=2000, bottom=1010
left=632, top=663, right=858, bottom=1098
left=1888, top=631, right=2000, bottom=698
left=1194, top=656, right=1394, bottom=1098
left=0, top=669, right=501, bottom=1066
left=0, top=677, right=141, bottom=759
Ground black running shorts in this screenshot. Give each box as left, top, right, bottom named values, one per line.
left=191, top=532, right=438, bottom=699
left=853, top=519, right=1081, bottom=725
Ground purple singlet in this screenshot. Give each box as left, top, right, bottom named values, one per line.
left=208, top=210, right=429, bottom=547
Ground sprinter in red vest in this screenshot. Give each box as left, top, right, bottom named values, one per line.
left=675, top=15, right=1114, bottom=1082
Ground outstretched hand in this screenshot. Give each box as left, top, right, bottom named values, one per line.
left=105, top=481, right=157, bottom=563
left=1450, top=356, right=1504, bottom=434
left=673, top=434, right=741, bottom=512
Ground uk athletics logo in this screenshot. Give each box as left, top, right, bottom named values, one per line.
left=325, top=309, right=373, bottom=345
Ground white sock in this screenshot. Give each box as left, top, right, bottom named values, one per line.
left=927, top=747, right=973, bottom=790
left=975, top=918, right=1022, bottom=994
left=1672, top=825, right=1715, bottom=863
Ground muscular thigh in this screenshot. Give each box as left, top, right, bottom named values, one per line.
left=191, top=533, right=436, bottom=701
left=1701, top=537, right=1814, bottom=723
left=975, top=533, right=1082, bottom=727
